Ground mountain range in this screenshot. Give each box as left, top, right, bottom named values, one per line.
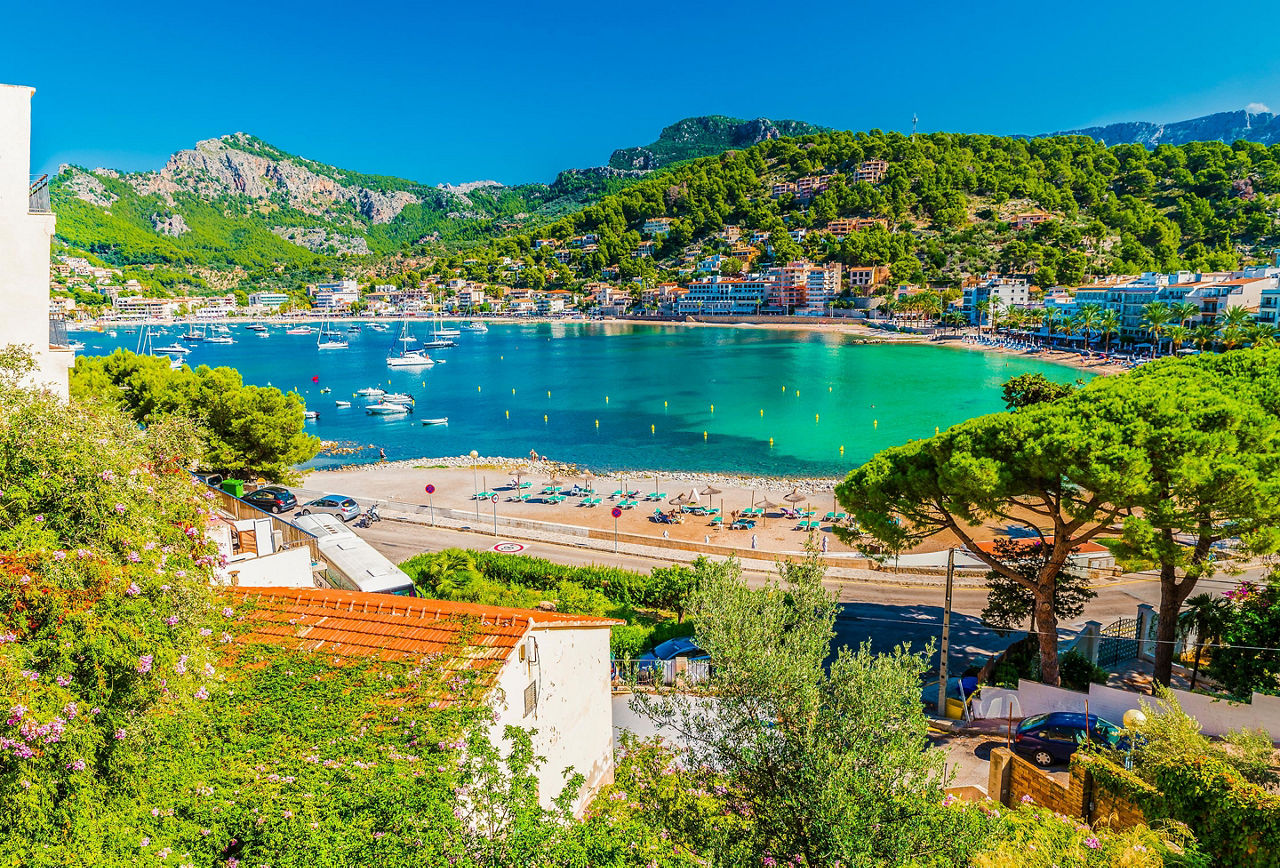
left=1051, top=108, right=1280, bottom=147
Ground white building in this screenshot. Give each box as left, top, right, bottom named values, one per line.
left=248, top=291, right=289, bottom=310
left=678, top=275, right=773, bottom=315
left=962, top=278, right=1032, bottom=325
left=0, top=83, right=71, bottom=397
left=231, top=587, right=620, bottom=815
left=309, top=280, right=359, bottom=310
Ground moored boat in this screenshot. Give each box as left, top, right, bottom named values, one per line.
left=367, top=401, right=411, bottom=415
left=421, top=417, right=449, bottom=425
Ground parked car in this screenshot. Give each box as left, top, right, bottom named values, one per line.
left=298, top=494, right=361, bottom=522
left=1013, top=712, right=1121, bottom=767
left=242, top=486, right=297, bottom=514
left=636, top=636, right=709, bottom=664
left=194, top=472, right=223, bottom=488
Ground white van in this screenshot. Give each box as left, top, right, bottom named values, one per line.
left=292, top=513, right=417, bottom=597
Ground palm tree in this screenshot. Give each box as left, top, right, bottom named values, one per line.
left=1170, top=300, right=1199, bottom=329
left=414, top=549, right=483, bottom=598
left=1218, top=305, right=1254, bottom=350
left=1142, top=301, right=1172, bottom=358
left=1166, top=324, right=1190, bottom=355
left=1077, top=302, right=1102, bottom=355
left=1023, top=307, right=1046, bottom=344
left=1042, top=307, right=1061, bottom=348
left=1250, top=322, right=1277, bottom=349
left=1178, top=593, right=1230, bottom=690
left=1097, top=309, right=1120, bottom=355
left=1192, top=323, right=1218, bottom=353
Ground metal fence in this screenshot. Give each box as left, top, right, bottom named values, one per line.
left=613, top=658, right=711, bottom=687
left=29, top=174, right=51, bottom=214
left=1098, top=616, right=1139, bottom=668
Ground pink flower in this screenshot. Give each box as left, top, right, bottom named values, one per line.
left=136, top=655, right=153, bottom=674
left=125, top=582, right=140, bottom=597
left=66, top=759, right=86, bottom=771
left=194, top=687, right=209, bottom=700
left=199, top=628, right=212, bottom=637
left=127, top=551, right=141, bottom=563
left=33, top=515, right=43, bottom=523
left=165, top=615, right=180, bottom=627
left=140, top=837, right=149, bottom=847
left=52, top=550, right=66, bottom=561
left=1020, top=794, right=1034, bottom=804
left=222, top=607, right=234, bottom=618
left=114, top=503, right=127, bottom=514
left=1083, top=836, right=1100, bottom=849
left=174, top=655, right=188, bottom=674
left=114, top=728, right=126, bottom=739
left=56, top=675, right=72, bottom=687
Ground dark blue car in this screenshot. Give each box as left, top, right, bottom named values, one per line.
left=1013, top=712, right=1121, bottom=767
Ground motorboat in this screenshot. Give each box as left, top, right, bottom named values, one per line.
left=304, top=410, right=319, bottom=420
left=462, top=321, right=488, bottom=333
left=155, top=343, right=189, bottom=354
left=335, top=400, right=352, bottom=408
left=368, top=323, right=390, bottom=332
left=381, top=393, right=415, bottom=405
left=207, top=334, right=235, bottom=344
left=421, top=417, right=449, bottom=425
left=346, top=325, right=361, bottom=333
left=367, top=401, right=411, bottom=415
left=255, top=330, right=270, bottom=337
left=285, top=326, right=315, bottom=335
left=246, top=323, right=268, bottom=332
left=419, top=338, right=456, bottom=349
left=355, top=387, right=385, bottom=397
left=68, top=340, right=86, bottom=351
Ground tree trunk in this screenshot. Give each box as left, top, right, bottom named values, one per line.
left=1035, top=592, right=1060, bottom=686
left=1153, top=563, right=1191, bottom=687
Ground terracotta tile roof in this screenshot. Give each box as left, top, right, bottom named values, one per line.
left=227, top=587, right=619, bottom=671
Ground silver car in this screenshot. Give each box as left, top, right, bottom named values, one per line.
left=298, top=494, right=361, bottom=522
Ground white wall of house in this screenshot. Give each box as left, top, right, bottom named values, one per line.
left=221, top=546, right=317, bottom=589
left=971, top=679, right=1280, bottom=739
left=490, top=623, right=615, bottom=815
left=0, top=83, right=70, bottom=397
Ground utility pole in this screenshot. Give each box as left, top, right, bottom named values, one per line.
left=937, top=547, right=955, bottom=716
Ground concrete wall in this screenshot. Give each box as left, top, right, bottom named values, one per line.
left=0, top=83, right=69, bottom=397
left=491, top=624, right=615, bottom=815
left=973, top=679, right=1280, bottom=739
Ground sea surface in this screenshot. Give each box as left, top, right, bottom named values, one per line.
left=78, top=322, right=1086, bottom=476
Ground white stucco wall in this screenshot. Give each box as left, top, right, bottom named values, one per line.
left=0, top=83, right=68, bottom=397
left=490, top=624, right=615, bottom=814
left=222, top=546, right=317, bottom=589
left=976, top=679, right=1280, bottom=740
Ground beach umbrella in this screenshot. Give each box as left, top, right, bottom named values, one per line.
left=507, top=464, right=528, bottom=487
left=756, top=496, right=779, bottom=528
left=699, top=485, right=722, bottom=497
left=783, top=488, right=807, bottom=505
left=669, top=492, right=692, bottom=506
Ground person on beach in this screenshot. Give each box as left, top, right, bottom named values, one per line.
left=751, top=533, right=757, bottom=550
left=378, top=448, right=386, bottom=462
left=821, top=535, right=829, bottom=553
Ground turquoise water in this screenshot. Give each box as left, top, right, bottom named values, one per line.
left=79, top=322, right=1084, bottom=476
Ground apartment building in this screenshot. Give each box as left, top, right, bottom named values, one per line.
left=248, top=291, right=289, bottom=310
left=642, top=217, right=674, bottom=235
left=962, top=278, right=1032, bottom=325
left=677, top=275, right=773, bottom=315
left=0, top=83, right=72, bottom=397
left=847, top=266, right=891, bottom=289
left=855, top=160, right=888, bottom=183
left=765, top=260, right=843, bottom=313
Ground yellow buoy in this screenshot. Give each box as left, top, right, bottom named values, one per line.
left=512, top=388, right=516, bottom=395
left=605, top=396, right=609, bottom=404
left=650, top=424, right=655, bottom=434
left=815, top=414, right=820, bottom=423
left=505, top=410, right=510, bottom=419
left=663, top=400, right=668, bottom=408
left=935, top=426, right=940, bottom=435
left=500, top=355, right=504, bottom=360
left=769, top=437, right=774, bottom=447
left=839, top=445, right=845, bottom=454
left=477, top=385, right=482, bottom=392
left=795, top=390, right=800, bottom=397
left=703, top=430, right=708, bottom=440
left=547, top=390, right=551, bottom=398
left=874, top=419, right=878, bottom=429
left=782, top=385, right=786, bottom=392
left=829, top=385, right=833, bottom=392
left=760, top=408, right=764, bottom=417
left=544, top=414, right=548, bottom=423
left=595, top=419, right=599, bottom=428
left=710, top=404, right=714, bottom=413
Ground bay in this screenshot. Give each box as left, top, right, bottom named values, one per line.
left=79, top=322, right=1085, bottom=476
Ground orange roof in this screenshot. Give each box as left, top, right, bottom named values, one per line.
left=971, top=537, right=1109, bottom=556
left=228, top=587, right=619, bottom=671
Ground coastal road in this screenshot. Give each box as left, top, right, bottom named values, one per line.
left=352, top=516, right=1168, bottom=672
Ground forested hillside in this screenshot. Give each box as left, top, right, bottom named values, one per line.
left=448, top=131, right=1280, bottom=291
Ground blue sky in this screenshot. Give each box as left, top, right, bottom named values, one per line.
left=5, top=0, right=1280, bottom=185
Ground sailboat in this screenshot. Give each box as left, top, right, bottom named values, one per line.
left=206, top=325, right=235, bottom=344
left=317, top=316, right=348, bottom=350
left=138, top=325, right=184, bottom=369
left=386, top=320, right=435, bottom=368
left=181, top=322, right=206, bottom=341
left=462, top=320, right=488, bottom=333
left=433, top=314, right=461, bottom=338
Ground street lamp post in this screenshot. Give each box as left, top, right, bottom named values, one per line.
left=470, top=449, right=479, bottom=522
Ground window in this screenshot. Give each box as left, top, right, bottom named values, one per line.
left=523, top=681, right=537, bottom=718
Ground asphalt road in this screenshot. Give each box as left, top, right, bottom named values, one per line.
left=349, top=516, right=1169, bottom=674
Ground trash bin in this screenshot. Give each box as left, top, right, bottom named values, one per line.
left=221, top=479, right=244, bottom=498
left=945, top=697, right=965, bottom=720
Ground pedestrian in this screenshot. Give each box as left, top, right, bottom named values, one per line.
left=821, top=535, right=829, bottom=553
left=378, top=448, right=386, bottom=462
left=751, top=533, right=758, bottom=550
left=662, top=530, right=669, bottom=539
left=704, top=535, right=710, bottom=545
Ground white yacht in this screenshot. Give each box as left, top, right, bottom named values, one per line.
left=386, top=320, right=435, bottom=367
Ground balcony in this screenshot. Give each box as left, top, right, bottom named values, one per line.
left=49, top=316, right=68, bottom=349
left=29, top=174, right=51, bottom=215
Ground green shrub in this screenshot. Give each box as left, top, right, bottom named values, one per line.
left=1058, top=649, right=1109, bottom=691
